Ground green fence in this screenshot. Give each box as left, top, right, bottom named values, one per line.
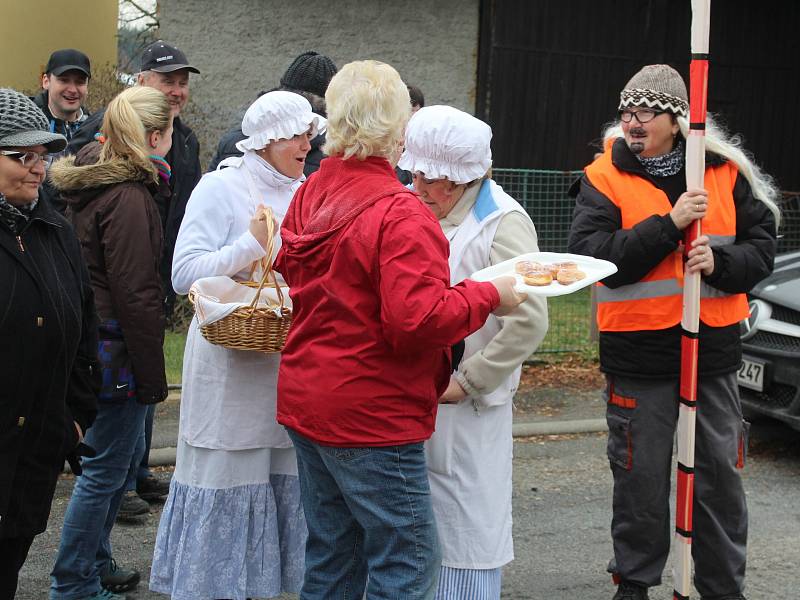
left=169, top=171, right=800, bottom=356
left=492, top=171, right=800, bottom=354
left=778, top=193, right=800, bottom=253
left=493, top=168, right=592, bottom=354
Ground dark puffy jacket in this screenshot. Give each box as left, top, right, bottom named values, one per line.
left=567, top=137, right=776, bottom=378
left=50, top=143, right=168, bottom=404
left=207, top=126, right=326, bottom=176
left=0, top=196, right=98, bottom=538
left=70, top=111, right=201, bottom=316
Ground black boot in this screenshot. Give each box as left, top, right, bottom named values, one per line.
left=136, top=474, right=171, bottom=501
left=612, top=580, right=649, bottom=600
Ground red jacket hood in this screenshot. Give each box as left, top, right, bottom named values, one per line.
left=273, top=154, right=500, bottom=446
left=279, top=155, right=413, bottom=269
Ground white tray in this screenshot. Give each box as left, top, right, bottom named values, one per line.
left=471, top=252, right=618, bottom=297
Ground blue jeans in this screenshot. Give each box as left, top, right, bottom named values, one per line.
left=50, top=396, right=147, bottom=599
left=125, top=403, right=154, bottom=492
left=287, top=429, right=441, bottom=600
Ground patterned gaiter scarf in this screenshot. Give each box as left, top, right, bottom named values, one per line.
left=637, top=140, right=685, bottom=177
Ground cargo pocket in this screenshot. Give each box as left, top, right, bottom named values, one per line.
left=607, top=412, right=633, bottom=471
left=736, top=419, right=750, bottom=469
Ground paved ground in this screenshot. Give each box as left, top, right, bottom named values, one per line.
left=15, top=368, right=800, bottom=599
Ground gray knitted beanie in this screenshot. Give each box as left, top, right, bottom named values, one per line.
left=0, top=88, right=67, bottom=152
left=619, top=64, right=689, bottom=117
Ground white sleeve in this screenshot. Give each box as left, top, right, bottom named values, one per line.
left=171, top=175, right=267, bottom=295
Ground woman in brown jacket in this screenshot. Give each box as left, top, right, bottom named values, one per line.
left=47, top=86, right=173, bottom=600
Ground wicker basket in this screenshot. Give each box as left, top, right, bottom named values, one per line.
left=188, top=208, right=291, bottom=353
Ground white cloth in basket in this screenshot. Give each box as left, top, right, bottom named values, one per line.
left=190, top=275, right=292, bottom=327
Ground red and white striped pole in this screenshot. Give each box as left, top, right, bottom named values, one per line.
left=674, top=1, right=711, bottom=598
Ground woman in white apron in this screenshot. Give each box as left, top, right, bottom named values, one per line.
left=150, top=91, right=323, bottom=600
left=398, top=105, right=549, bottom=599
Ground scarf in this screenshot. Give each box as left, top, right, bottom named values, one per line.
left=0, top=193, right=37, bottom=235
left=149, top=154, right=172, bottom=183
left=637, top=140, right=685, bottom=177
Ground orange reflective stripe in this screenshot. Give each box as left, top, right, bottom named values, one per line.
left=609, top=390, right=638, bottom=409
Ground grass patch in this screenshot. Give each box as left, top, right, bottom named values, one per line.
left=164, top=331, right=186, bottom=384
left=536, top=287, right=597, bottom=359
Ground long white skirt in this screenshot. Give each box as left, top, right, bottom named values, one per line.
left=150, top=439, right=307, bottom=600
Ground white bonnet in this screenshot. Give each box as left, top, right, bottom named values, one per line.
left=236, top=90, right=326, bottom=153
left=398, top=105, right=492, bottom=185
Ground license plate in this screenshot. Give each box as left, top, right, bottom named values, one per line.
left=737, top=357, right=766, bottom=392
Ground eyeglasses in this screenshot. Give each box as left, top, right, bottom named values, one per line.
left=413, top=171, right=445, bottom=185
left=619, top=109, right=666, bottom=124
left=0, top=150, right=54, bottom=168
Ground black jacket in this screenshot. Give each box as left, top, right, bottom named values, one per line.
left=568, top=138, right=777, bottom=378
left=31, top=91, right=91, bottom=214
left=70, top=111, right=201, bottom=316
left=31, top=90, right=90, bottom=146
left=0, top=197, right=99, bottom=538
left=207, top=126, right=326, bottom=176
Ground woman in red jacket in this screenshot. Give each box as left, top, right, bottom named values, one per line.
left=274, top=60, right=524, bottom=599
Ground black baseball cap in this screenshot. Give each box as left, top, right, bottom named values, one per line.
left=45, top=49, right=91, bottom=78
left=140, top=40, right=200, bottom=74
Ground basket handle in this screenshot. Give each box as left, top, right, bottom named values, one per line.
left=247, top=207, right=286, bottom=315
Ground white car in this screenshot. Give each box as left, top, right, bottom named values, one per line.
left=738, top=251, right=800, bottom=431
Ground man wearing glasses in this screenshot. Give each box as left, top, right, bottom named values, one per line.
left=568, top=64, right=777, bottom=600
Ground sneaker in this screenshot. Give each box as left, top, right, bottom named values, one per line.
left=100, top=559, right=140, bottom=593
left=115, top=490, right=149, bottom=522
left=136, top=474, right=170, bottom=501
left=78, top=589, right=126, bottom=600
left=613, top=580, right=649, bottom=600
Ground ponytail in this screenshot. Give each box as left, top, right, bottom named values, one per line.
left=99, top=87, right=172, bottom=183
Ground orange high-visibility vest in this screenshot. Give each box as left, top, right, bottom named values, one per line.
left=586, top=139, right=749, bottom=332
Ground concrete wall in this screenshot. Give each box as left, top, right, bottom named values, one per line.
left=158, top=0, right=480, bottom=165
left=0, top=0, right=117, bottom=91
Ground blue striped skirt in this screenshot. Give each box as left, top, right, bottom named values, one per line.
left=434, top=566, right=503, bottom=600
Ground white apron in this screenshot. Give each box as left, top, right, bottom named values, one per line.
left=426, top=179, right=529, bottom=569
left=177, top=153, right=298, bottom=450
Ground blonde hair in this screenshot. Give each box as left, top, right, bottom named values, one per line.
left=602, top=115, right=781, bottom=226
left=99, top=86, right=172, bottom=183
left=323, top=60, right=410, bottom=161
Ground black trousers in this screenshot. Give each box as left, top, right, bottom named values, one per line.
left=0, top=536, right=36, bottom=600
left=604, top=372, right=748, bottom=597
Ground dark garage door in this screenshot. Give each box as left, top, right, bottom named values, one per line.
left=476, top=0, right=800, bottom=191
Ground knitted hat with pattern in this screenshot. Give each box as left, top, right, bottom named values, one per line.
left=0, top=88, right=67, bottom=152
left=619, top=64, right=689, bottom=117
left=280, top=51, right=338, bottom=98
